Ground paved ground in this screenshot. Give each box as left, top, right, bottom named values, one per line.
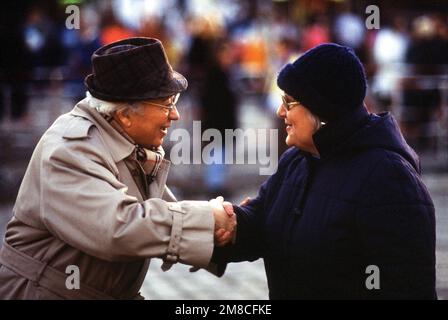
left=0, top=88, right=447, bottom=299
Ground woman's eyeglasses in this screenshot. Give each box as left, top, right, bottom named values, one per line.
left=281, top=95, right=300, bottom=111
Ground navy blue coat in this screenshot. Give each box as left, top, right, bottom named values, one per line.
left=214, top=107, right=436, bottom=299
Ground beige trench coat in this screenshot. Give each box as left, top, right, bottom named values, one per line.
left=0, top=100, right=214, bottom=299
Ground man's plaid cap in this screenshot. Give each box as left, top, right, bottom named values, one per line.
left=85, top=37, right=188, bottom=101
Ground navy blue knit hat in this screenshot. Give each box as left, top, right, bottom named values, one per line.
left=277, top=43, right=367, bottom=122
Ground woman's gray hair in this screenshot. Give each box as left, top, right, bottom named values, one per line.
left=308, top=111, right=325, bottom=131
left=86, top=92, right=143, bottom=117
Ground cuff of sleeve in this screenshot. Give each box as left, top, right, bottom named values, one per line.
left=170, top=201, right=214, bottom=268
left=161, top=206, right=183, bottom=271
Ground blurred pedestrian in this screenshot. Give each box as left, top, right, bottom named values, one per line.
left=402, top=15, right=448, bottom=150
left=200, top=39, right=238, bottom=197
left=99, top=10, right=135, bottom=46
left=0, top=1, right=31, bottom=122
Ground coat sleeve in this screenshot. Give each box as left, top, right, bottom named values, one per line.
left=39, top=139, right=214, bottom=267
left=355, top=152, right=436, bottom=299
left=212, top=147, right=296, bottom=265
left=212, top=177, right=270, bottom=264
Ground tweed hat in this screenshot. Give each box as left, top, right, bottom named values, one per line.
left=277, top=43, right=367, bottom=122
left=85, top=37, right=187, bottom=101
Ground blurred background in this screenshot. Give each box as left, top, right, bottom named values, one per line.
left=0, top=0, right=447, bottom=299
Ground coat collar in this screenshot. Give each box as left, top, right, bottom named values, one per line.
left=70, top=99, right=135, bottom=163
left=312, top=106, right=370, bottom=160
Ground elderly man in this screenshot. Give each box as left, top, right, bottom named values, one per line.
left=0, top=37, right=235, bottom=299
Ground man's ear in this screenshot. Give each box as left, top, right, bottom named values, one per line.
left=115, top=107, right=132, bottom=128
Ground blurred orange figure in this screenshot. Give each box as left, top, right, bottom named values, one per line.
left=238, top=35, right=267, bottom=75
left=101, top=24, right=135, bottom=46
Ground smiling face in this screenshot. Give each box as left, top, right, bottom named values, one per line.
left=114, top=95, right=180, bottom=149
left=276, top=93, right=320, bottom=155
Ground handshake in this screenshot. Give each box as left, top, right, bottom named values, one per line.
left=209, top=196, right=238, bottom=247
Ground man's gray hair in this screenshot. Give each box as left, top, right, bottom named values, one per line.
left=86, top=92, right=142, bottom=116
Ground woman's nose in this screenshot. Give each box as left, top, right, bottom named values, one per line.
left=276, top=105, right=286, bottom=118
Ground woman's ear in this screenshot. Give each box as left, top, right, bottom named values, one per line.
left=114, top=107, right=132, bottom=128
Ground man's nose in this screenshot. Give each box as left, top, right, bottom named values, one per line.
left=169, top=106, right=180, bottom=121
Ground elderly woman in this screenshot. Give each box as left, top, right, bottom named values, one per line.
left=214, top=43, right=436, bottom=299
left=0, top=37, right=234, bottom=300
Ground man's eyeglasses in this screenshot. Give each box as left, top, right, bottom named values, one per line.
left=141, top=93, right=180, bottom=115
left=281, top=95, right=300, bottom=111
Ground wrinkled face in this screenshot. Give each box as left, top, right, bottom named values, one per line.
left=115, top=95, right=180, bottom=149
left=276, top=93, right=320, bottom=155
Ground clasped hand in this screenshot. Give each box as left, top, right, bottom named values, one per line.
left=209, top=196, right=236, bottom=247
